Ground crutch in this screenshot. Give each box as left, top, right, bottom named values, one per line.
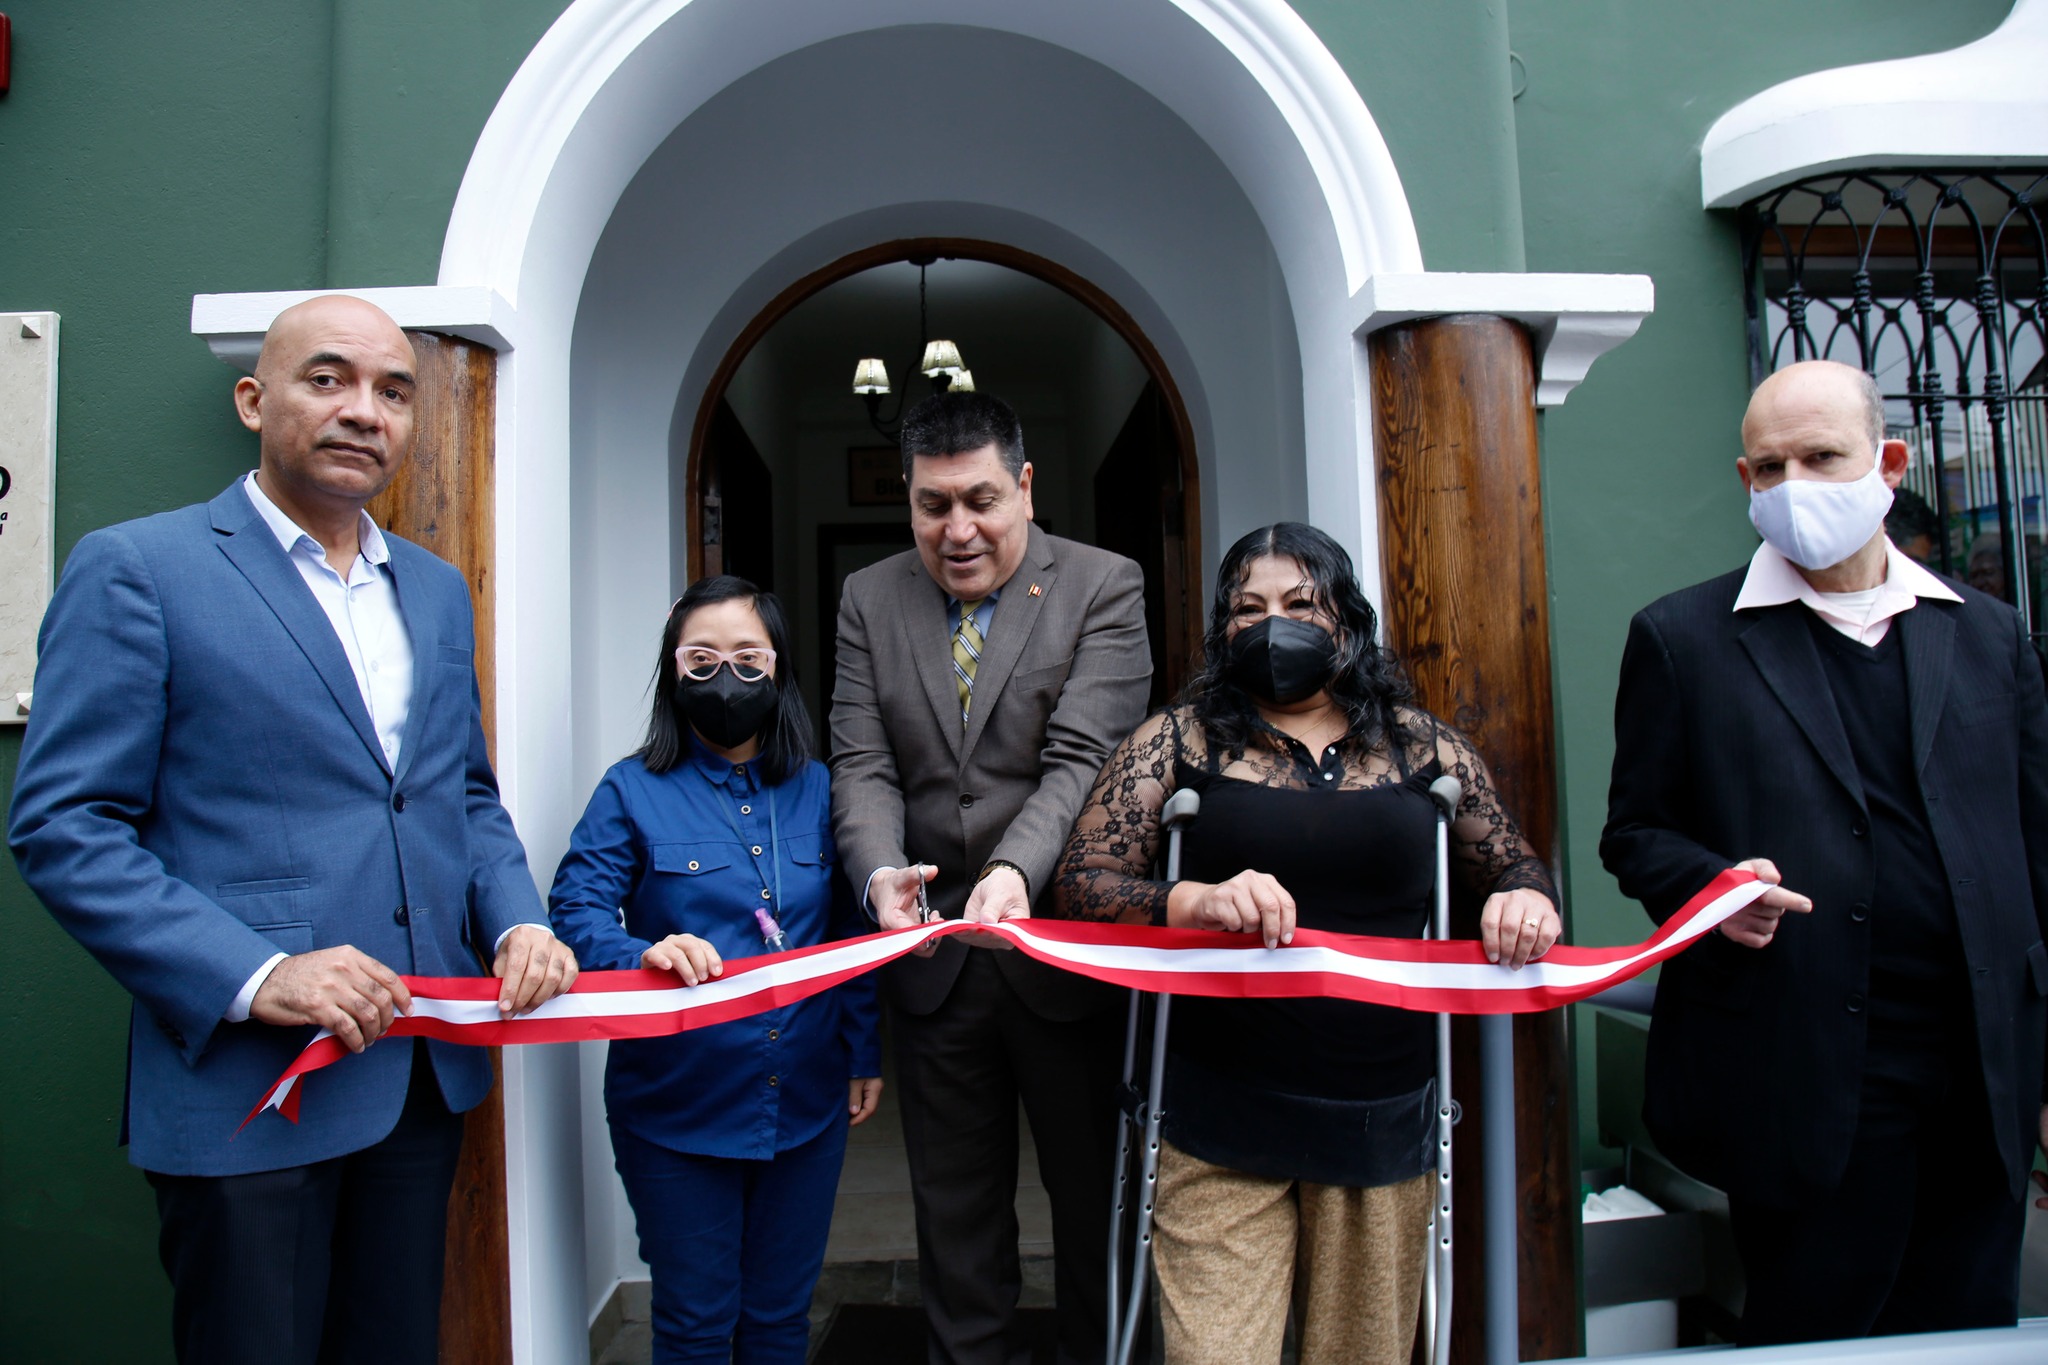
left=1420, top=775, right=1462, bottom=1365
left=1106, top=787, right=1201, bottom=1365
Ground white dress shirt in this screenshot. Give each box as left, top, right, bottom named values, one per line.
left=226, top=473, right=543, bottom=1022
left=244, top=472, right=414, bottom=768
left=1733, top=538, right=1962, bottom=646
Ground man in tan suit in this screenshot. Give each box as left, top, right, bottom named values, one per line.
left=831, top=391, right=1151, bottom=1364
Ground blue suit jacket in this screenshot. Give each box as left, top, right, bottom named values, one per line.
left=9, top=480, right=542, bottom=1176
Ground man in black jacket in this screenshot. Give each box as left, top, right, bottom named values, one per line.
left=1602, top=359, right=2048, bottom=1344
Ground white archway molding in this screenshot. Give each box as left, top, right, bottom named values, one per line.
left=561, top=16, right=1309, bottom=817
left=1701, top=0, right=2048, bottom=209
left=442, top=0, right=1422, bottom=308
left=450, top=12, right=1391, bottom=1355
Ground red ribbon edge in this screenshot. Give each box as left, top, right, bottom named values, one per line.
left=241, top=867, right=1757, bottom=1133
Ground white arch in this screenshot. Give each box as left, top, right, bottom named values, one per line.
left=441, top=0, right=1422, bottom=303
left=432, top=7, right=1424, bottom=1360
left=1701, top=0, right=2048, bottom=208
left=179, top=7, right=1652, bottom=1357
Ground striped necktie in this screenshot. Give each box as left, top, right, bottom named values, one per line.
left=952, top=598, right=985, bottom=726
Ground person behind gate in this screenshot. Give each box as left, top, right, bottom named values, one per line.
left=7, top=295, right=581, bottom=1365
left=1053, top=521, right=1559, bottom=1365
left=829, top=390, right=1152, bottom=1364
left=550, top=576, right=881, bottom=1365
left=1601, top=358, right=2048, bottom=1344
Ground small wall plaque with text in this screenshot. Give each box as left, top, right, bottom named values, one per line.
left=0, top=313, right=58, bottom=723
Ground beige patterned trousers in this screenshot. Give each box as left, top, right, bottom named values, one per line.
left=1150, top=1138, right=1433, bottom=1365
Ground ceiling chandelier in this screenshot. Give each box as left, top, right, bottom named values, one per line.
left=851, top=256, right=975, bottom=444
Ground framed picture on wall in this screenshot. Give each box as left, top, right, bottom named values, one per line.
left=814, top=522, right=916, bottom=751
left=847, top=446, right=905, bottom=506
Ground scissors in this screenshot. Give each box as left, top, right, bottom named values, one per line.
left=912, top=862, right=935, bottom=923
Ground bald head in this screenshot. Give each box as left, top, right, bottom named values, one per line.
left=254, top=295, right=415, bottom=384
left=1743, top=360, right=1884, bottom=454
left=234, top=295, right=419, bottom=520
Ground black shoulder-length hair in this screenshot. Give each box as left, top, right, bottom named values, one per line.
left=1182, top=522, right=1413, bottom=755
left=638, top=575, right=814, bottom=784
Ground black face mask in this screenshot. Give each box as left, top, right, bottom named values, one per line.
left=1225, top=615, right=1339, bottom=705
left=676, top=669, right=779, bottom=750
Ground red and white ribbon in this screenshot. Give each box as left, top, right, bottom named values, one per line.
left=246, top=868, right=1764, bottom=1129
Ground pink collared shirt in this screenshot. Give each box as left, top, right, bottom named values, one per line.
left=1733, top=539, right=1962, bottom=646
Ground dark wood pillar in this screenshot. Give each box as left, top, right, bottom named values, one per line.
left=369, top=330, right=512, bottom=1365
left=1370, top=315, right=1581, bottom=1362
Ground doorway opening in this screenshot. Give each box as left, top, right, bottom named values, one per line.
left=686, top=238, right=1203, bottom=738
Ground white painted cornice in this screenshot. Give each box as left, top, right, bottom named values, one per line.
left=1701, top=0, right=2048, bottom=209
left=190, top=286, right=520, bottom=372
left=1350, top=273, right=1654, bottom=407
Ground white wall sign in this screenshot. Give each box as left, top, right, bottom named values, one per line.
left=0, top=313, right=58, bottom=724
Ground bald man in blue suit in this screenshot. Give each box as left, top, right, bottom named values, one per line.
left=9, top=296, right=580, bottom=1365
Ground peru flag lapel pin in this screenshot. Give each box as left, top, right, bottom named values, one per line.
left=1029, top=583, right=1042, bottom=597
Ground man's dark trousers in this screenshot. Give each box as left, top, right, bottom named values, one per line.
left=1727, top=1019, right=2024, bottom=1344
left=146, top=1048, right=464, bottom=1365
left=894, top=951, right=1121, bottom=1365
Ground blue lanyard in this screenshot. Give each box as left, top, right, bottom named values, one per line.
left=698, top=765, right=782, bottom=945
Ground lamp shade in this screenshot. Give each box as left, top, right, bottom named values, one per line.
left=919, top=339, right=964, bottom=377
left=852, top=358, right=891, bottom=394
left=948, top=369, right=976, bottom=393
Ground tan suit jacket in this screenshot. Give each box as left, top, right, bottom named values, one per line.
left=829, top=523, right=1151, bottom=1018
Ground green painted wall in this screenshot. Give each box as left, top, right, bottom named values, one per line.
left=1295, top=0, right=1527, bottom=271
left=1505, top=0, right=2014, bottom=1167
left=0, top=0, right=2022, bottom=1354
left=2, top=5, right=330, bottom=1357
left=325, top=1, right=565, bottom=284
left=0, top=3, right=560, bottom=1358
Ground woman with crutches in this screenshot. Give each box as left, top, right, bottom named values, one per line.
left=1052, top=522, right=1559, bottom=1365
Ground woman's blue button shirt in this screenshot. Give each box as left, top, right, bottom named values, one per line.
left=548, top=743, right=880, bottom=1159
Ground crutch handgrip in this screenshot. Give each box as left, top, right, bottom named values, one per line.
left=1427, top=775, right=1462, bottom=820
left=1161, top=787, right=1202, bottom=831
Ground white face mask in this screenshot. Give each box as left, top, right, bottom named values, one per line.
left=1747, top=449, right=1895, bottom=570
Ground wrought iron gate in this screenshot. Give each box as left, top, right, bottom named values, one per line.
left=1740, top=170, right=2047, bottom=653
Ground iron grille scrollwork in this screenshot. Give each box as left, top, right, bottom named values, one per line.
left=1740, top=170, right=2047, bottom=651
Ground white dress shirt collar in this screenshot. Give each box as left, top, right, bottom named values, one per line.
left=244, top=470, right=392, bottom=569
left=1734, top=538, right=1961, bottom=646
left=240, top=471, right=412, bottom=768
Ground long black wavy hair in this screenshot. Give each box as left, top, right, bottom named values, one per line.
left=1183, top=522, right=1413, bottom=756
left=639, top=575, right=815, bottom=784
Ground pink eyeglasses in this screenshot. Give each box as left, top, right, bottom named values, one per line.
left=674, top=645, right=776, bottom=682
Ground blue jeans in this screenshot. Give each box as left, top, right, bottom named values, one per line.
left=610, top=1116, right=849, bottom=1365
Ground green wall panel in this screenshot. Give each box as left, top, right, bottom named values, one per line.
left=325, top=0, right=568, bottom=285
left=1506, top=0, right=2013, bottom=1167
left=1294, top=0, right=1527, bottom=271
left=1, top=3, right=338, bottom=1357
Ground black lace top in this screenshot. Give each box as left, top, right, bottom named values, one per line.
left=1054, top=704, right=1553, bottom=1110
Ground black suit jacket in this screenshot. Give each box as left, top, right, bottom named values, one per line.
left=1601, top=567, right=2048, bottom=1206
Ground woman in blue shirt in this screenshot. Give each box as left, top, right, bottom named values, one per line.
left=550, top=576, right=882, bottom=1365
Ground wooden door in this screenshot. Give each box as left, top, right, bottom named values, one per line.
left=1092, top=378, right=1194, bottom=706
left=700, top=398, right=776, bottom=588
